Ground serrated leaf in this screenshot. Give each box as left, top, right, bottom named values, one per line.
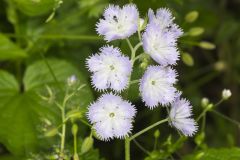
left=0, top=34, right=27, bottom=61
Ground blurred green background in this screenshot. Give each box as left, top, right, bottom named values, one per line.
left=0, top=0, right=240, bottom=159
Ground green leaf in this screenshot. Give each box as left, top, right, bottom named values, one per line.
left=23, top=59, right=93, bottom=109
left=0, top=93, right=58, bottom=156
left=183, top=148, right=240, bottom=160
left=13, top=0, right=55, bottom=16
left=0, top=155, right=22, bottom=160
left=0, top=34, right=27, bottom=61
left=0, top=59, right=93, bottom=156
left=23, top=59, right=87, bottom=91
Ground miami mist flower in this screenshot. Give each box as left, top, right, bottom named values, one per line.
left=169, top=95, right=198, bottom=136
left=140, top=65, right=177, bottom=109
left=148, top=8, right=183, bottom=38
left=86, top=46, right=132, bottom=92
left=96, top=4, right=139, bottom=42
left=142, top=8, right=183, bottom=66
left=87, top=93, right=136, bottom=140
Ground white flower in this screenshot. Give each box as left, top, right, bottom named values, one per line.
left=142, top=23, right=180, bottom=66
left=142, top=8, right=183, bottom=66
left=86, top=46, right=132, bottom=92
left=140, top=65, right=177, bottom=109
left=169, top=95, right=198, bottom=136
left=96, top=4, right=139, bottom=42
left=87, top=93, right=136, bottom=140
left=222, top=89, right=232, bottom=100
left=148, top=8, right=183, bottom=38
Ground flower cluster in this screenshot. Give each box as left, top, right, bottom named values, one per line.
left=86, top=4, right=197, bottom=140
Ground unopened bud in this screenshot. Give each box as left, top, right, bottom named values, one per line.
left=44, top=127, right=58, bottom=137
left=188, top=27, right=204, bottom=36
left=206, top=104, right=213, bottom=110
left=181, top=52, right=194, bottom=66
left=72, top=124, right=78, bottom=135
left=81, top=136, right=94, bottom=154
left=67, top=75, right=77, bottom=86
left=214, top=61, right=226, bottom=71
left=140, top=62, right=148, bottom=69
left=185, top=11, right=199, bottom=23
left=154, top=130, right=160, bottom=138
left=198, top=41, right=216, bottom=50
left=66, top=110, right=82, bottom=122
left=222, top=89, right=231, bottom=100
left=73, top=154, right=79, bottom=160
left=201, top=97, right=209, bottom=108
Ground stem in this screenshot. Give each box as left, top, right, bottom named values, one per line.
left=130, top=118, right=168, bottom=141
left=154, top=137, right=158, bottom=150
left=60, top=107, right=66, bottom=156
left=126, top=38, right=134, bottom=53
left=133, top=139, right=150, bottom=155
left=197, top=98, right=225, bottom=121
left=196, top=107, right=208, bottom=121
left=3, top=33, right=102, bottom=41
left=125, top=137, right=130, bottom=160
left=211, top=110, right=240, bottom=128
left=74, top=131, right=77, bottom=155
left=131, top=42, right=143, bottom=64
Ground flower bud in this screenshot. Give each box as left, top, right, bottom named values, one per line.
left=44, top=127, right=58, bottom=137
left=188, top=27, right=204, bottom=36
left=214, top=61, right=226, bottom=71
left=206, top=104, right=213, bottom=110
left=181, top=52, right=194, bottom=66
left=66, top=110, right=82, bottom=122
left=198, top=41, right=216, bottom=50
left=67, top=75, right=77, bottom=86
left=185, top=11, right=199, bottom=23
left=201, top=97, right=209, bottom=108
left=81, top=136, right=94, bottom=154
left=73, top=154, right=79, bottom=160
left=72, top=124, right=78, bottom=136
left=154, top=129, right=160, bottom=138
left=140, top=62, right=148, bottom=69
left=222, top=89, right=232, bottom=100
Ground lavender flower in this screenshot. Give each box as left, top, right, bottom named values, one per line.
left=87, top=93, right=136, bottom=140
left=140, top=65, right=177, bottom=109
left=169, top=95, right=198, bottom=136
left=142, top=8, right=183, bottom=66
left=86, top=46, right=132, bottom=92
left=96, top=4, right=139, bottom=42
left=142, top=23, right=179, bottom=66
left=148, top=8, right=183, bottom=38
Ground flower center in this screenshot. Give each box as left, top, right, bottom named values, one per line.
left=109, top=112, right=115, bottom=118
left=151, top=80, right=156, bottom=85
left=110, top=65, right=115, bottom=70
